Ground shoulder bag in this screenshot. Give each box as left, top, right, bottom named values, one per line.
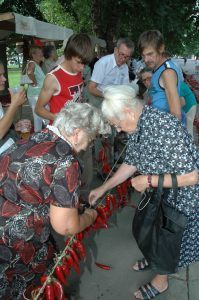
left=132, top=174, right=188, bottom=274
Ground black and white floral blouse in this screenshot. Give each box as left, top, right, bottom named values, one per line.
left=124, top=105, right=199, bottom=268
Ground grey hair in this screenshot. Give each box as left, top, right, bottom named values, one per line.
left=116, top=38, right=134, bottom=52
left=102, top=85, right=140, bottom=120
left=53, top=102, right=111, bottom=138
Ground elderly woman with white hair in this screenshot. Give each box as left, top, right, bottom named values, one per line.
left=0, top=102, right=110, bottom=299
left=89, top=85, right=199, bottom=300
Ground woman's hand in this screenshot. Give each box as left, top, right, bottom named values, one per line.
left=131, top=175, right=149, bottom=192
left=89, top=186, right=106, bottom=206
left=9, top=87, right=27, bottom=108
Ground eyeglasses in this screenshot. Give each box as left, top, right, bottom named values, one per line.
left=117, top=50, right=131, bottom=60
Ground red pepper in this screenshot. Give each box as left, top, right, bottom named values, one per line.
left=45, top=283, right=55, bottom=300
left=110, top=194, right=117, bottom=210
left=40, top=274, right=48, bottom=284
left=69, top=248, right=79, bottom=266
left=95, top=262, right=111, bottom=270
left=98, top=148, right=106, bottom=162
left=61, top=263, right=70, bottom=277
left=55, top=266, right=67, bottom=285
left=52, top=279, right=65, bottom=300
left=105, top=194, right=112, bottom=211
left=96, top=206, right=108, bottom=221
left=66, top=255, right=74, bottom=269
left=116, top=185, right=123, bottom=199
left=121, top=181, right=128, bottom=197
left=76, top=231, right=84, bottom=241
left=102, top=162, right=111, bottom=174
left=75, top=240, right=86, bottom=259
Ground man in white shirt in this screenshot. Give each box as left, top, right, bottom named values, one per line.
left=88, top=37, right=134, bottom=104
left=88, top=38, right=134, bottom=178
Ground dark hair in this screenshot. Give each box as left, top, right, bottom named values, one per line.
left=29, top=45, right=43, bottom=58
left=64, top=33, right=93, bottom=64
left=138, top=30, right=164, bottom=54
left=116, top=37, right=134, bottom=52
left=139, top=67, right=153, bottom=78
left=43, top=45, right=56, bottom=59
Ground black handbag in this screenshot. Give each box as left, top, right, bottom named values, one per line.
left=132, top=174, right=188, bottom=274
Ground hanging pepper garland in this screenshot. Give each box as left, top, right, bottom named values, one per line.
left=31, top=179, right=132, bottom=300
left=31, top=143, right=133, bottom=300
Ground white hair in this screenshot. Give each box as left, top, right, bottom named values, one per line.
left=102, top=85, right=140, bottom=120
left=53, top=102, right=111, bottom=138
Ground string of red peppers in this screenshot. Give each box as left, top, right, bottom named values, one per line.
left=32, top=142, right=131, bottom=300
left=31, top=179, right=131, bottom=300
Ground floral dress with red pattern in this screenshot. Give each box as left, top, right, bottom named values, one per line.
left=0, top=129, right=81, bottom=299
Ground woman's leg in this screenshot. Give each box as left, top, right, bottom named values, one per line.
left=134, top=274, right=168, bottom=299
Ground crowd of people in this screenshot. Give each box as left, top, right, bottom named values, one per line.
left=0, top=30, right=198, bottom=299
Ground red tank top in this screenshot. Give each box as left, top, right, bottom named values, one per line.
left=49, top=65, right=84, bottom=115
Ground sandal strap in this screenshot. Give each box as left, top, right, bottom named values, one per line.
left=139, top=282, right=161, bottom=300
left=148, top=283, right=161, bottom=296
left=137, top=258, right=148, bottom=270
left=139, top=285, right=151, bottom=300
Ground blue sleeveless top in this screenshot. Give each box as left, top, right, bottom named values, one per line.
left=149, top=59, right=186, bottom=126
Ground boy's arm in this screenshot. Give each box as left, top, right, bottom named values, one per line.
left=35, top=75, right=58, bottom=121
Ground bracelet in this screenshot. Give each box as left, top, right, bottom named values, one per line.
left=147, top=174, right=153, bottom=188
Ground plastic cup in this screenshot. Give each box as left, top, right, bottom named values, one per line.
left=20, top=128, right=30, bottom=139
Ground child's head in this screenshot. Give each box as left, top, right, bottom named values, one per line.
left=29, top=45, right=44, bottom=62
left=64, top=33, right=93, bottom=65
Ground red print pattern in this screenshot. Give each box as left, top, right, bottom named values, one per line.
left=0, top=129, right=81, bottom=299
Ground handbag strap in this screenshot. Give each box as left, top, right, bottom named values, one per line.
left=157, top=174, right=164, bottom=200
left=171, top=174, right=178, bottom=204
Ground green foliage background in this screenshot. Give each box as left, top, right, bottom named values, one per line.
left=0, top=0, right=198, bottom=55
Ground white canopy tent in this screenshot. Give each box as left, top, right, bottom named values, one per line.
left=0, top=12, right=106, bottom=48
left=0, top=12, right=74, bottom=41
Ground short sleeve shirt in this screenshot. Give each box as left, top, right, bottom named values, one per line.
left=91, top=54, right=129, bottom=92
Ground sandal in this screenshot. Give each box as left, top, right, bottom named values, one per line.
left=135, top=282, right=168, bottom=300
left=133, top=258, right=149, bottom=271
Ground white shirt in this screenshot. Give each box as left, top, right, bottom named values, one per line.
left=91, top=54, right=129, bottom=92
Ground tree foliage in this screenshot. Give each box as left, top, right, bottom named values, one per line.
left=0, top=0, right=44, bottom=20
left=0, top=0, right=198, bottom=56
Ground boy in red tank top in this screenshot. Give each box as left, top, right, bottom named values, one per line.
left=35, top=33, right=93, bottom=122
left=35, top=33, right=94, bottom=202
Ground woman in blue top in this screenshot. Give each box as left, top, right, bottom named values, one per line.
left=138, top=30, right=186, bottom=126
